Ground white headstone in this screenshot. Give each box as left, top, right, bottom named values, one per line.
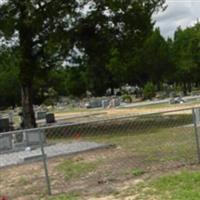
left=8, top=111, right=14, bottom=123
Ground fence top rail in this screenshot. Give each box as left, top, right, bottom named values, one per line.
left=0, top=106, right=198, bottom=136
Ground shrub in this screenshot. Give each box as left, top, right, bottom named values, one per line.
left=143, top=82, right=156, bottom=100
left=122, top=95, right=132, bottom=103
left=43, top=98, right=56, bottom=106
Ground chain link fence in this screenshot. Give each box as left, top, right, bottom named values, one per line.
left=1, top=107, right=200, bottom=199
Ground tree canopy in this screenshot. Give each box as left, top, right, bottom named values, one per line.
left=0, top=0, right=173, bottom=128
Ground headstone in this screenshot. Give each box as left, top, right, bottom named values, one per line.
left=0, top=118, right=10, bottom=133
left=91, top=100, right=102, bottom=108
left=0, top=134, right=12, bottom=151
left=36, top=111, right=46, bottom=120
left=102, top=100, right=110, bottom=108
left=26, top=130, right=45, bottom=146
left=169, top=98, right=175, bottom=104
left=8, top=111, right=14, bottom=124
left=86, top=90, right=92, bottom=97
left=110, top=98, right=121, bottom=107
left=106, top=88, right=112, bottom=96
left=175, top=96, right=185, bottom=104
left=13, top=131, right=24, bottom=143
left=114, top=88, right=121, bottom=96
left=86, top=99, right=102, bottom=108
left=46, top=113, right=55, bottom=123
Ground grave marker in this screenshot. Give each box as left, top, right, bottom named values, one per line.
left=26, top=130, right=46, bottom=146
left=46, top=113, right=55, bottom=123
left=0, top=134, right=12, bottom=151
left=36, top=111, right=46, bottom=120
left=0, top=118, right=9, bottom=133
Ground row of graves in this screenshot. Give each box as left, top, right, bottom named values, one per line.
left=0, top=97, right=121, bottom=153
left=57, top=96, right=122, bottom=109
left=0, top=128, right=45, bottom=153
left=0, top=110, right=55, bottom=153
left=83, top=97, right=121, bottom=109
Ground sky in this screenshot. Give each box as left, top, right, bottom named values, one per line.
left=154, top=0, right=200, bottom=38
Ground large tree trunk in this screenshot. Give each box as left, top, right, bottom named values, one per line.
left=183, top=82, right=187, bottom=96
left=187, top=83, right=192, bottom=93
left=18, top=1, right=37, bottom=129
left=21, top=84, right=36, bottom=129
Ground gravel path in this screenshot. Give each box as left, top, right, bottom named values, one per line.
left=0, top=141, right=109, bottom=168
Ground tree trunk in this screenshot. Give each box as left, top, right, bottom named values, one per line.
left=157, top=82, right=161, bottom=91
left=21, top=84, right=36, bottom=129
left=17, top=1, right=37, bottom=129
left=187, top=83, right=192, bottom=93
left=183, top=83, right=187, bottom=96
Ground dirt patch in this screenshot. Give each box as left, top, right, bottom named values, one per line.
left=0, top=145, right=197, bottom=200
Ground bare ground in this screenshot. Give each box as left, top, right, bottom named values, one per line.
left=0, top=146, right=197, bottom=200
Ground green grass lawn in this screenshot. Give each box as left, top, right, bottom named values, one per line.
left=48, top=170, right=200, bottom=200
left=120, top=171, right=200, bottom=200
left=47, top=113, right=197, bottom=165
left=56, top=159, right=98, bottom=180
left=85, top=124, right=197, bottom=164
left=49, top=193, right=79, bottom=200
left=47, top=113, right=199, bottom=199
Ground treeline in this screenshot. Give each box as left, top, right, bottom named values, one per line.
left=0, top=2, right=200, bottom=108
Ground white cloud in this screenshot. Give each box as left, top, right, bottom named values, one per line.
left=154, top=0, right=200, bottom=38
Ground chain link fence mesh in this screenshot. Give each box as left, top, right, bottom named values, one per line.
left=1, top=107, right=200, bottom=199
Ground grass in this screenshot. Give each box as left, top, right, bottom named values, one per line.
left=44, top=114, right=192, bottom=172
left=2, top=112, right=199, bottom=199
left=136, top=102, right=171, bottom=109
left=49, top=193, right=79, bottom=200
left=131, top=168, right=145, bottom=176
left=86, top=124, right=196, bottom=163
left=121, top=171, right=200, bottom=200
left=18, top=176, right=30, bottom=185
left=57, top=159, right=97, bottom=180
left=53, top=107, right=103, bottom=114
left=117, top=98, right=200, bottom=111
left=48, top=171, right=200, bottom=200
left=152, top=171, right=200, bottom=200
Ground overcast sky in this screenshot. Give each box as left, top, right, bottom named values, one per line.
left=154, top=0, right=200, bottom=38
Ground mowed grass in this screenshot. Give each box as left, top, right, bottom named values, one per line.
left=2, top=113, right=199, bottom=200
left=49, top=171, right=200, bottom=200
left=49, top=113, right=197, bottom=164
left=47, top=113, right=198, bottom=199
left=120, top=171, right=200, bottom=200
left=49, top=193, right=79, bottom=200
left=86, top=124, right=197, bottom=163
left=57, top=159, right=97, bottom=180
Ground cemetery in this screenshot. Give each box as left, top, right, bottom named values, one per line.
left=1, top=90, right=200, bottom=199
left=1, top=0, right=200, bottom=199
left=0, top=107, right=199, bottom=200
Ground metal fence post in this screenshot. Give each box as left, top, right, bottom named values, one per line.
left=192, top=108, right=200, bottom=164
left=39, top=130, right=52, bottom=195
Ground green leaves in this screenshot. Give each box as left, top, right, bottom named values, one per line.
left=0, top=2, right=17, bottom=38
left=172, top=22, right=200, bottom=84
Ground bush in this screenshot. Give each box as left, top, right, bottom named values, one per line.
left=122, top=95, right=132, bottom=103
left=143, top=82, right=156, bottom=100
left=43, top=98, right=56, bottom=106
